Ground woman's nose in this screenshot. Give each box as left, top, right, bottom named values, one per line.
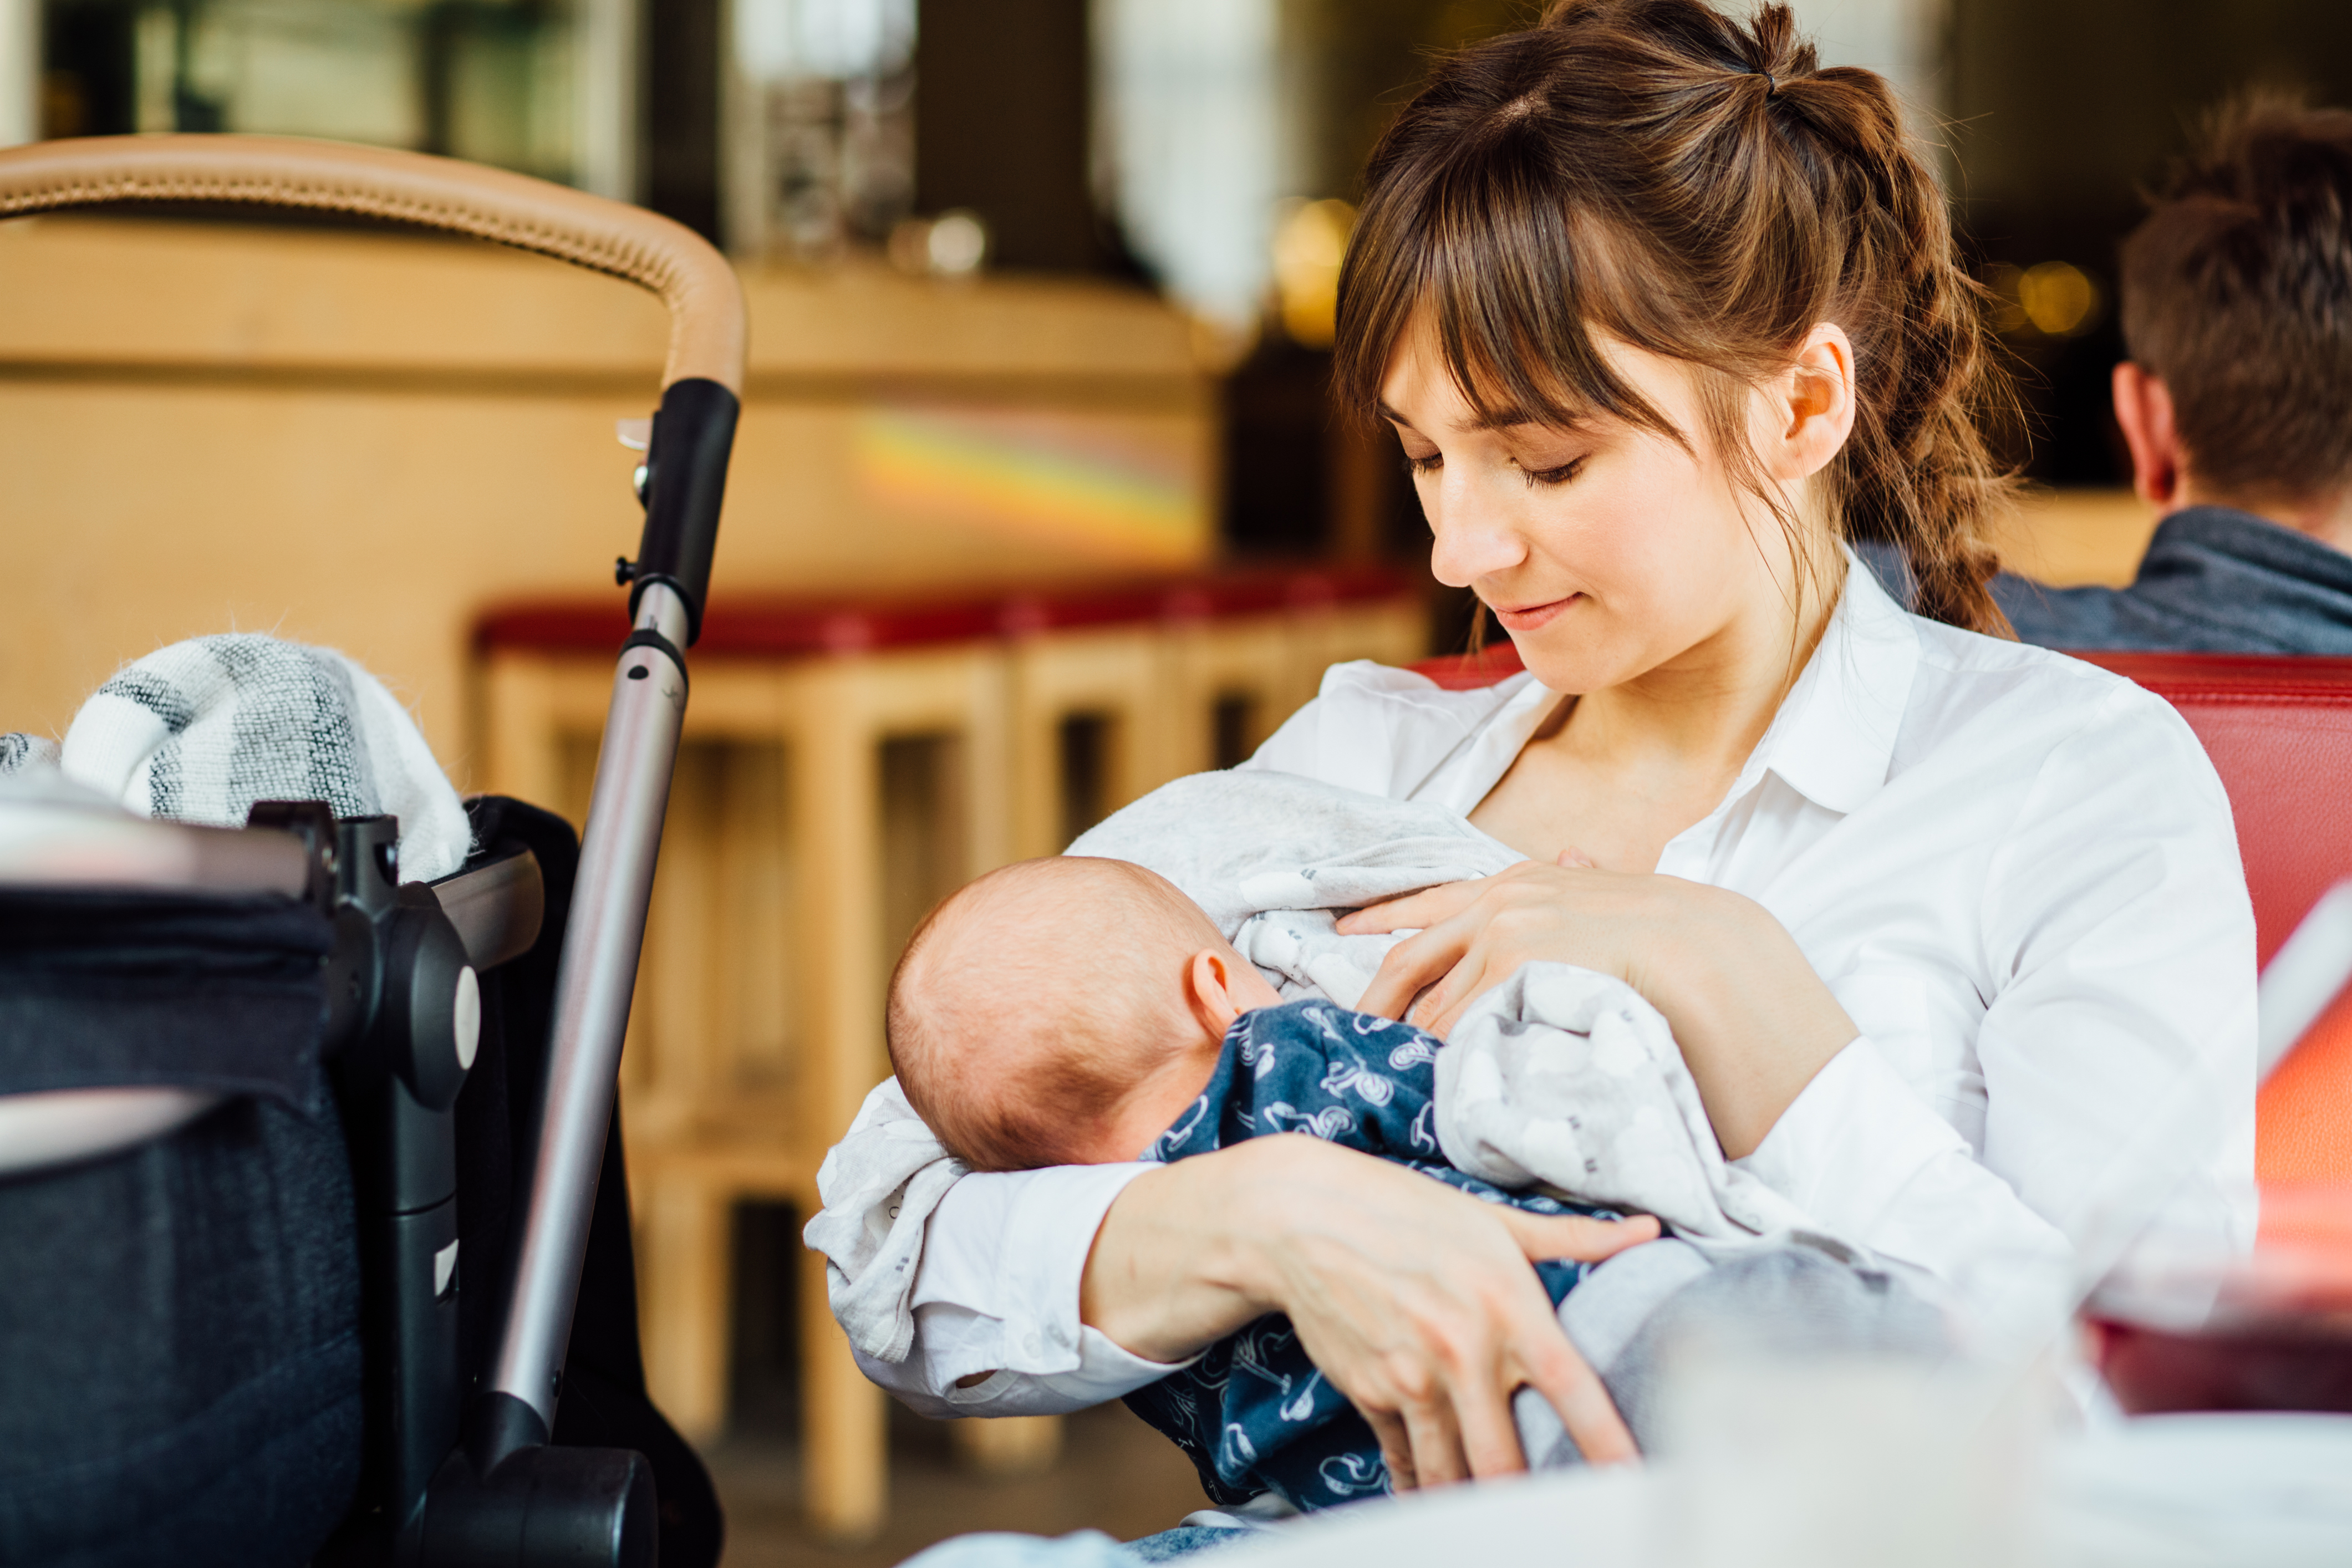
left=1424, top=475, right=1527, bottom=588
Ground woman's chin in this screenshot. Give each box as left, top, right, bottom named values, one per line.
left=1508, top=624, right=1633, bottom=696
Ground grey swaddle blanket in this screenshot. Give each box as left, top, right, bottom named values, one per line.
left=808, top=769, right=1841, bottom=1366
left=11, top=633, right=473, bottom=880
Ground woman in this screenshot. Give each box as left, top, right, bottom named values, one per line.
left=836, top=0, right=2254, bottom=1496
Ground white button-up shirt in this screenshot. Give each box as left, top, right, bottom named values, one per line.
left=854, top=559, right=2257, bottom=1417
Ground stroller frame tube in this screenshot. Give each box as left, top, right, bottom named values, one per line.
left=491, top=582, right=691, bottom=1427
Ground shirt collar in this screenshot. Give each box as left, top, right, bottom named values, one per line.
left=1738, top=547, right=1921, bottom=816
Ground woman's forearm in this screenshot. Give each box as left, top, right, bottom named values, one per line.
left=1641, top=885, right=1857, bottom=1159
left=1079, top=1146, right=1275, bottom=1362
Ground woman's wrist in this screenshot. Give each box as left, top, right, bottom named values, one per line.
left=1078, top=1142, right=1287, bottom=1363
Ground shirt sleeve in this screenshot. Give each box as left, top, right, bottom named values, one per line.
left=1742, top=683, right=2258, bottom=1339
left=848, top=1160, right=1200, bottom=1416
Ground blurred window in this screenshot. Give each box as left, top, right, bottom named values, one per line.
left=40, top=0, right=592, bottom=187
left=723, top=0, right=914, bottom=257
left=1092, top=0, right=1275, bottom=335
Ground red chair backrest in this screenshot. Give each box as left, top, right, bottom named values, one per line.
left=1407, top=645, right=2352, bottom=1182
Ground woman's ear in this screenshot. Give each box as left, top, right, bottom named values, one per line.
left=1762, top=323, right=1858, bottom=484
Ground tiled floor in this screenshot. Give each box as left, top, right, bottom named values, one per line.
left=708, top=1402, right=1214, bottom=1567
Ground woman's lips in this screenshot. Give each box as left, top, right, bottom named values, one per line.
left=1490, top=594, right=1582, bottom=633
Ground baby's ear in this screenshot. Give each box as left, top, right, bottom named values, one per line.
left=1187, top=945, right=1280, bottom=1035
left=1184, top=948, right=1246, bottom=1034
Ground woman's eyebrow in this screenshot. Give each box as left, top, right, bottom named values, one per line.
left=1378, top=400, right=1590, bottom=437
left=1469, top=403, right=1597, bottom=435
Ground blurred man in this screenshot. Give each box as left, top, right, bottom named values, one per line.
left=1994, top=95, right=2352, bottom=651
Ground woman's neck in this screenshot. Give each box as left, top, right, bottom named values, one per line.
left=1472, top=551, right=1845, bottom=872
left=1587, top=561, right=1839, bottom=767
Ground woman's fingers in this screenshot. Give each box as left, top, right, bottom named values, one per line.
left=1523, top=1337, right=1640, bottom=1465
left=1450, top=1366, right=1534, bottom=1479
left=1353, top=920, right=1474, bottom=1023
left=1493, top=1209, right=1652, bottom=1464
left=1353, top=864, right=1602, bottom=1030
left=1335, top=877, right=1487, bottom=936
left=1240, top=1139, right=1642, bottom=1495
left=1363, top=1409, right=1419, bottom=1491
left=1499, top=1206, right=1661, bottom=1264
left=1399, top=1394, right=1470, bottom=1488
left=1411, top=942, right=1509, bottom=1036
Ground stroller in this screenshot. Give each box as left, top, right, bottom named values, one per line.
left=0, top=136, right=740, bottom=1566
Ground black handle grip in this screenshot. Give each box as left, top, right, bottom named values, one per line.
left=628, top=377, right=738, bottom=645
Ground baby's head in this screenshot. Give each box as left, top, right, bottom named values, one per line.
left=887, top=856, right=1280, bottom=1171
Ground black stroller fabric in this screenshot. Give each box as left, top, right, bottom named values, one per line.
left=0, top=887, right=332, bottom=1103
left=0, top=1090, right=366, bottom=1567
left=0, top=797, right=721, bottom=1568
left=0, top=878, right=359, bottom=1568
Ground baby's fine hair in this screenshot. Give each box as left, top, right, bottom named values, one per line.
left=886, top=856, right=1225, bottom=1172
left=1336, top=0, right=2018, bottom=637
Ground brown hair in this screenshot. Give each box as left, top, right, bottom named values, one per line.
left=1335, top=0, right=2017, bottom=635
left=2121, top=92, right=2352, bottom=507
left=887, top=857, right=1221, bottom=1172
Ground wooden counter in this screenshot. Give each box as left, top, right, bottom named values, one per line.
left=0, top=216, right=1217, bottom=773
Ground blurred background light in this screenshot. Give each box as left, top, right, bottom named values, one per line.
left=921, top=206, right=986, bottom=275
left=2018, top=259, right=2102, bottom=338
left=1270, top=195, right=1351, bottom=349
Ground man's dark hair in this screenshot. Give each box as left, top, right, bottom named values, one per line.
left=2122, top=93, right=2352, bottom=505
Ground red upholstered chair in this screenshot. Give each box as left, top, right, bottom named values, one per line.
left=1408, top=644, right=2352, bottom=1187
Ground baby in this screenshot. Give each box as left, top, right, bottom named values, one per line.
left=887, top=853, right=1945, bottom=1513
left=888, top=853, right=1616, bottom=1509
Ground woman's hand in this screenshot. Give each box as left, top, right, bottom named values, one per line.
left=1339, top=858, right=1857, bottom=1159
left=1082, top=1134, right=1659, bottom=1484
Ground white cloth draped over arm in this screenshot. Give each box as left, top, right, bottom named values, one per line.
left=802, top=1078, right=1190, bottom=1414
left=847, top=1163, right=1194, bottom=1418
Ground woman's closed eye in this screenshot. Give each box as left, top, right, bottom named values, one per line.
left=1518, top=455, right=1586, bottom=487
left=1397, top=451, right=1586, bottom=485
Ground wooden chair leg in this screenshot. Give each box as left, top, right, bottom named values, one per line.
left=800, top=1239, right=889, bottom=1540
left=636, top=1173, right=733, bottom=1446
left=950, top=1413, right=1065, bottom=1476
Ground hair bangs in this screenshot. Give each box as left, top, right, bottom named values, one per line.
left=1340, top=123, right=1681, bottom=448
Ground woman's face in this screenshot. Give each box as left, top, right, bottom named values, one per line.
left=1379, top=321, right=1814, bottom=697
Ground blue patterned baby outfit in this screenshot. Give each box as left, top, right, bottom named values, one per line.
left=1122, top=999, right=1609, bottom=1513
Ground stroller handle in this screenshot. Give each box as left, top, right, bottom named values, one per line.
left=0, top=134, right=744, bottom=395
